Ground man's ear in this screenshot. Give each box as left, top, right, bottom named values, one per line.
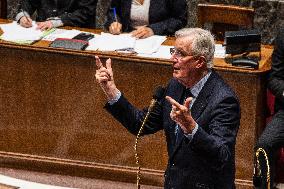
left=195, top=56, right=206, bottom=68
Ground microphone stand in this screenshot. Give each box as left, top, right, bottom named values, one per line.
left=134, top=99, right=156, bottom=189
left=133, top=86, right=165, bottom=189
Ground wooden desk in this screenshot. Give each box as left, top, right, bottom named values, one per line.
left=0, top=19, right=273, bottom=188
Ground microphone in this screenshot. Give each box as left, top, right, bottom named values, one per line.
left=148, top=86, right=166, bottom=111
left=134, top=86, right=165, bottom=189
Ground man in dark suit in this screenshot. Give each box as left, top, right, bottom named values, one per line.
left=95, top=28, right=240, bottom=189
left=16, top=0, right=97, bottom=30
left=254, top=29, right=284, bottom=189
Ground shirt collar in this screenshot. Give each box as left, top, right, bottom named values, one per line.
left=189, top=70, right=212, bottom=98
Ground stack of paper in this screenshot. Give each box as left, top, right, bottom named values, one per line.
left=138, top=45, right=173, bottom=59
left=86, top=32, right=166, bottom=55
left=135, top=35, right=167, bottom=55
left=87, top=33, right=136, bottom=51
left=0, top=21, right=54, bottom=44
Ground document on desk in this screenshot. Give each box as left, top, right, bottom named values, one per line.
left=86, top=32, right=136, bottom=51
left=42, top=29, right=95, bottom=41
left=0, top=174, right=78, bottom=189
left=86, top=32, right=166, bottom=54
left=137, top=45, right=173, bottom=59
left=134, top=35, right=167, bottom=55
left=0, top=21, right=45, bottom=41
left=214, top=44, right=226, bottom=58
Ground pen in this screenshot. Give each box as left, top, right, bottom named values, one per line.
left=112, top=8, right=118, bottom=22
left=21, top=9, right=32, bottom=25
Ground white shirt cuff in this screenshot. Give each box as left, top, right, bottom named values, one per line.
left=15, top=11, right=30, bottom=23
left=108, top=90, right=122, bottom=105
left=50, top=19, right=64, bottom=28
left=184, top=123, right=199, bottom=141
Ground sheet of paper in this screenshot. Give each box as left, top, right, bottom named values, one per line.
left=79, top=33, right=101, bottom=51
left=214, top=44, right=226, bottom=58
left=138, top=45, right=173, bottom=59
left=0, top=21, right=44, bottom=41
left=0, top=174, right=78, bottom=189
left=42, top=29, right=83, bottom=41
left=85, top=37, right=99, bottom=51
left=86, top=33, right=166, bottom=54
left=134, top=35, right=167, bottom=55
left=87, top=32, right=136, bottom=51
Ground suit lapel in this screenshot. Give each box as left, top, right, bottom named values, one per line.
left=125, top=0, right=132, bottom=12
left=191, top=90, right=209, bottom=120
left=123, top=0, right=132, bottom=25
left=166, top=80, right=186, bottom=158
left=191, top=71, right=217, bottom=120
left=165, top=80, right=185, bottom=128
left=148, top=0, right=156, bottom=23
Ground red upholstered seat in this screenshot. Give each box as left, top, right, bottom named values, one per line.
left=275, top=148, right=284, bottom=182
left=266, top=90, right=284, bottom=183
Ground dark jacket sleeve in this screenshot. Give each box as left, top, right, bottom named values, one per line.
left=148, top=0, right=187, bottom=36
left=59, top=0, right=98, bottom=28
left=189, top=96, right=240, bottom=168
left=268, top=29, right=284, bottom=105
left=17, top=0, right=39, bottom=17
left=105, top=94, right=164, bottom=136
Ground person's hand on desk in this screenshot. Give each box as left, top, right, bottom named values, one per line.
left=19, top=16, right=33, bottom=28
left=36, top=21, right=53, bottom=31
left=131, top=26, right=154, bottom=39
left=109, top=22, right=122, bottom=35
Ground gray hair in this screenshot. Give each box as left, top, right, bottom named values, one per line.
left=175, top=28, right=215, bottom=68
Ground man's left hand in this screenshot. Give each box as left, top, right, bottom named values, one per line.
left=166, top=96, right=196, bottom=134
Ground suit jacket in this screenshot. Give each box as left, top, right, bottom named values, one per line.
left=104, top=0, right=187, bottom=36
left=105, top=70, right=240, bottom=189
left=18, top=0, right=97, bottom=28
left=268, top=29, right=284, bottom=112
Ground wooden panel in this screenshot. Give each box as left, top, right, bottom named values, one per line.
left=197, top=3, right=254, bottom=40
left=198, top=4, right=254, bottom=27
left=0, top=45, right=170, bottom=186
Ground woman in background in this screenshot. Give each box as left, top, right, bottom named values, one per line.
left=105, top=0, right=187, bottom=38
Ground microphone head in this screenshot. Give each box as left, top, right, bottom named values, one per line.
left=153, top=86, right=165, bottom=100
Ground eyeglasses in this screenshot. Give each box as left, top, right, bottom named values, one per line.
left=170, top=47, right=191, bottom=59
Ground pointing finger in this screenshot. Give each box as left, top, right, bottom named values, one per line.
left=166, top=96, right=183, bottom=110
left=184, top=97, right=193, bottom=109
left=95, top=56, right=103, bottom=69
left=105, top=58, right=112, bottom=71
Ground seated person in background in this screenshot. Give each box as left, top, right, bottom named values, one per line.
left=95, top=28, right=240, bottom=188
left=15, top=0, right=98, bottom=30
left=254, top=29, right=284, bottom=189
left=104, top=0, right=187, bottom=39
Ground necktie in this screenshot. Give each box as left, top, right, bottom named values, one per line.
left=175, top=88, right=193, bottom=145
left=185, top=88, right=193, bottom=99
